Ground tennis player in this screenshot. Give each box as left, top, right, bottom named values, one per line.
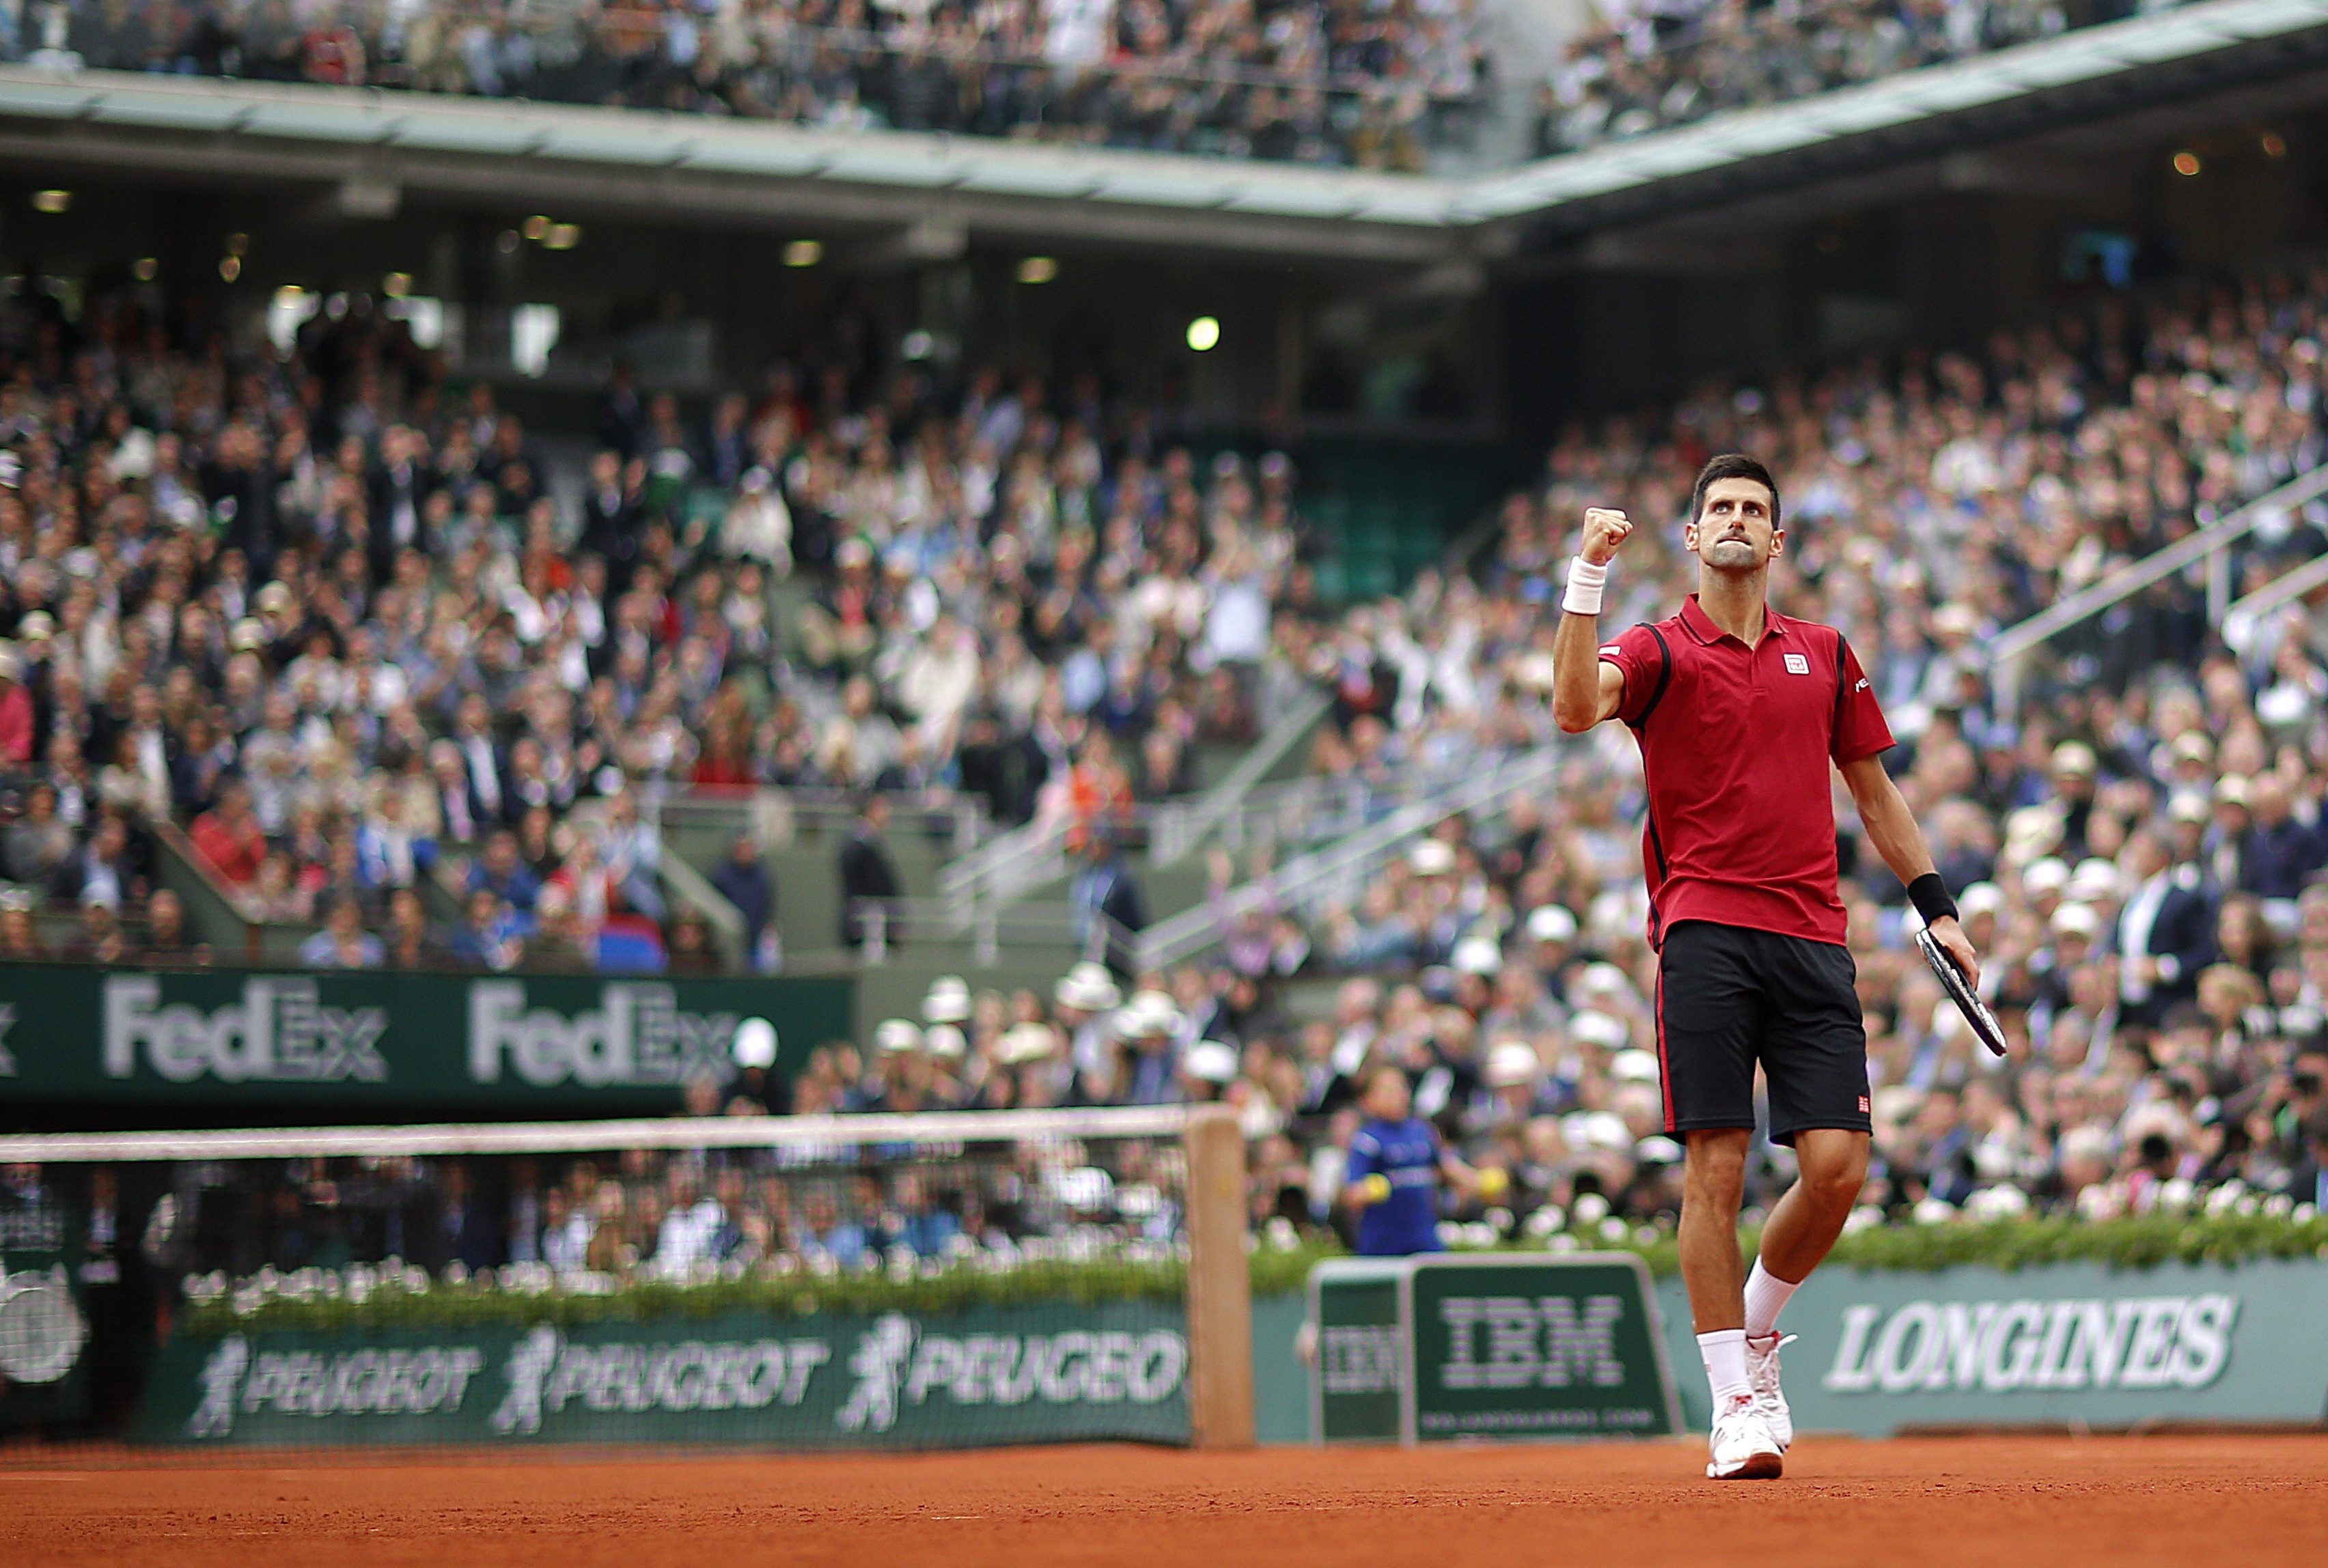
left=1550, top=454, right=1983, bottom=1480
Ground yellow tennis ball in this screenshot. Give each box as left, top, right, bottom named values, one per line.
left=1475, top=1166, right=1510, bottom=1200
left=1357, top=1173, right=1392, bottom=1205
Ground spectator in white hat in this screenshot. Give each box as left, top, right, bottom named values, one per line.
left=1054, top=960, right=1121, bottom=1081
left=924, top=975, right=973, bottom=1026
left=1178, top=1039, right=1241, bottom=1102
left=1112, top=990, right=1186, bottom=1106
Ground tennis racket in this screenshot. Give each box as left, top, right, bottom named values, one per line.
left=1916, top=927, right=2008, bottom=1058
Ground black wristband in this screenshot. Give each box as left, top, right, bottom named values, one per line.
left=1908, top=873, right=1958, bottom=926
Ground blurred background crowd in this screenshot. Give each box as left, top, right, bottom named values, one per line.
left=5, top=247, right=2328, bottom=1272
left=0, top=271, right=1333, bottom=974
left=13, top=0, right=1495, bottom=171
left=1535, top=0, right=2153, bottom=157
left=6, top=0, right=2194, bottom=176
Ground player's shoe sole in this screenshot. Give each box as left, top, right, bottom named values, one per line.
left=1707, top=1450, right=1784, bottom=1481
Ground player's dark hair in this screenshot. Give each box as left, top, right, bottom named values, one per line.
left=1690, top=453, right=1781, bottom=531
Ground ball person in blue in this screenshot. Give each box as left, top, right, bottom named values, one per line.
left=1342, top=1067, right=1506, bottom=1256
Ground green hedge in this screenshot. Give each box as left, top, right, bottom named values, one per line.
left=188, top=1243, right=1340, bottom=1336
left=185, top=1215, right=2328, bottom=1336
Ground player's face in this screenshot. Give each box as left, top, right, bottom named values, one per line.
left=1685, top=479, right=1783, bottom=573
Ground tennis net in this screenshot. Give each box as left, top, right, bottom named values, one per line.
left=0, top=1106, right=1253, bottom=1454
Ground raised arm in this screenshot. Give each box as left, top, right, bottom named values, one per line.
left=1552, top=507, right=1636, bottom=733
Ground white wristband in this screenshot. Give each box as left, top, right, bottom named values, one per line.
left=1562, top=555, right=1609, bottom=617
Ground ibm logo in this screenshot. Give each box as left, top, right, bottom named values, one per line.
left=1320, top=1326, right=1403, bottom=1395
left=1437, top=1294, right=1627, bottom=1390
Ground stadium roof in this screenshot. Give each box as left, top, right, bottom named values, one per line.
left=1, top=0, right=2325, bottom=262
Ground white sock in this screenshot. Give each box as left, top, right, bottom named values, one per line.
left=1698, top=1328, right=1749, bottom=1406
left=1743, top=1259, right=1801, bottom=1341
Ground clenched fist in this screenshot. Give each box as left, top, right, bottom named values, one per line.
left=1579, top=507, right=1633, bottom=566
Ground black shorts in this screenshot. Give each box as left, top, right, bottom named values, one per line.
left=1654, top=919, right=1872, bottom=1147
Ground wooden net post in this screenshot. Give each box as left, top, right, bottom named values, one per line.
left=1181, top=1102, right=1254, bottom=1450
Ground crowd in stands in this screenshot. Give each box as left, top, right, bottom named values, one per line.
left=16, top=0, right=1493, bottom=171
left=20, top=257, right=2328, bottom=1266
left=16, top=257, right=2328, bottom=1278
left=5, top=0, right=2209, bottom=186
left=0, top=271, right=1323, bottom=975
left=779, top=264, right=2328, bottom=1248
left=1539, top=0, right=2167, bottom=156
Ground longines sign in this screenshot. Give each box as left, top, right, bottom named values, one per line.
left=0, top=963, right=851, bottom=1111
left=1648, top=1260, right=2328, bottom=1438
left=1819, top=1293, right=2236, bottom=1395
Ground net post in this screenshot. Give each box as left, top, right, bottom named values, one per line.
left=1180, top=1102, right=1253, bottom=1450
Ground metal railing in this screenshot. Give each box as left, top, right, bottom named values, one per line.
left=1136, top=741, right=1568, bottom=971
left=1148, top=683, right=1333, bottom=865
left=1988, top=461, right=2328, bottom=716
left=2223, top=548, right=2328, bottom=656
left=652, top=787, right=990, bottom=858
left=935, top=813, right=1075, bottom=907
left=848, top=896, right=1127, bottom=968
left=656, top=852, right=749, bottom=967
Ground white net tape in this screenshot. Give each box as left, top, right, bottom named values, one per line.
left=0, top=1107, right=1194, bottom=1164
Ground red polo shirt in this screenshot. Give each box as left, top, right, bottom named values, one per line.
left=1600, top=596, right=1892, bottom=949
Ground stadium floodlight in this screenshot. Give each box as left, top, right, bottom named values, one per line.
left=30, top=190, right=69, bottom=214
left=784, top=240, right=822, bottom=268
left=1017, top=256, right=1058, bottom=284
left=1186, top=316, right=1221, bottom=352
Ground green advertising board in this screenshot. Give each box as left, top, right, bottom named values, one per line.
left=137, top=1299, right=1191, bottom=1449
left=0, top=963, right=851, bottom=1116
left=1310, top=1259, right=1405, bottom=1443
left=1650, top=1256, right=2328, bottom=1438
left=1308, top=1253, right=1682, bottom=1444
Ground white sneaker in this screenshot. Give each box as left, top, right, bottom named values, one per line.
left=1706, top=1392, right=1784, bottom=1480
left=1747, top=1332, right=1796, bottom=1451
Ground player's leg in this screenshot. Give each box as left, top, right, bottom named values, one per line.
left=1758, top=1128, right=1870, bottom=1284
left=1744, top=932, right=1877, bottom=1447
left=1658, top=921, right=1780, bottom=1478
left=1679, top=1127, right=1751, bottom=1333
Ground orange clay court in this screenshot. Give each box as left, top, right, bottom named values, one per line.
left=5, top=1433, right=2325, bottom=1568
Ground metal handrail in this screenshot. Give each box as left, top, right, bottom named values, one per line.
left=1136, top=742, right=1568, bottom=970
left=656, top=852, right=749, bottom=966
left=936, top=812, right=1075, bottom=906
left=1149, top=683, right=1333, bottom=865
left=1988, top=461, right=2328, bottom=715
left=2223, top=548, right=2328, bottom=654
left=846, top=896, right=1128, bottom=968
left=653, top=787, right=990, bottom=858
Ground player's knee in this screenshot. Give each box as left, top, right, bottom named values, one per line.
left=1798, top=1150, right=1868, bottom=1211
left=1682, top=1132, right=1749, bottom=1201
